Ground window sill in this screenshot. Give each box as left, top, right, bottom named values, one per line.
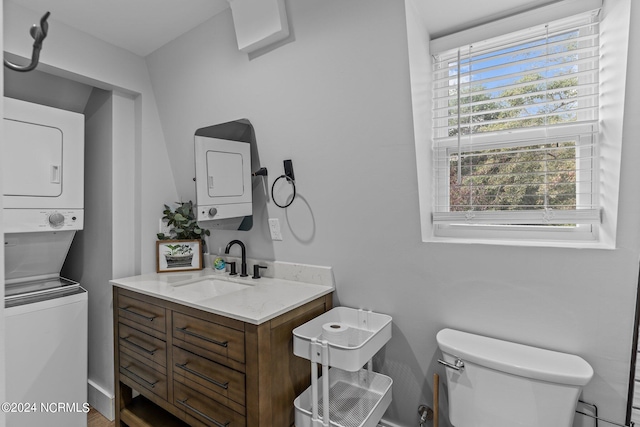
left=425, top=235, right=615, bottom=250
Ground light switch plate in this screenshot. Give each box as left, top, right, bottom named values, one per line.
left=268, top=218, right=283, bottom=241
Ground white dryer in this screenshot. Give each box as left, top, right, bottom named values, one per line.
left=3, top=97, right=88, bottom=427
left=3, top=97, right=84, bottom=230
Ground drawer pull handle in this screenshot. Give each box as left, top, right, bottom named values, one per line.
left=177, top=398, right=230, bottom=427
left=120, top=365, right=159, bottom=388
left=120, top=306, right=156, bottom=322
left=175, top=363, right=229, bottom=390
left=119, top=336, right=157, bottom=355
left=175, top=327, right=228, bottom=348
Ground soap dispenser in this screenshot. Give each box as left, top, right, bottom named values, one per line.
left=213, top=248, right=226, bottom=274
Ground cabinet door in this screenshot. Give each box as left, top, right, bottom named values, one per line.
left=3, top=119, right=62, bottom=197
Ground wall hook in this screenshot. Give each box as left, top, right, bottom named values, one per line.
left=252, top=167, right=268, bottom=177
left=4, top=11, right=51, bottom=73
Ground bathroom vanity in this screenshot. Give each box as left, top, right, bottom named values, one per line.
left=111, top=264, right=334, bottom=427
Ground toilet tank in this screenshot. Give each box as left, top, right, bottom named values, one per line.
left=436, top=328, right=593, bottom=427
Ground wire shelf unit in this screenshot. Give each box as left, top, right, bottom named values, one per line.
left=293, top=308, right=393, bottom=427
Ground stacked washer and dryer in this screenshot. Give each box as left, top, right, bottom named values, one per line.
left=3, top=97, right=88, bottom=427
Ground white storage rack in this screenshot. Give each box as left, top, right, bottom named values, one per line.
left=293, top=307, right=393, bottom=427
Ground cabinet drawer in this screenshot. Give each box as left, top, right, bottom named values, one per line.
left=119, top=352, right=167, bottom=400
left=118, top=323, right=167, bottom=368
left=118, top=293, right=166, bottom=334
left=173, top=346, right=245, bottom=407
left=175, top=381, right=246, bottom=427
left=173, top=312, right=245, bottom=364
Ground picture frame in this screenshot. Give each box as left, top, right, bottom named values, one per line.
left=156, top=239, right=203, bottom=273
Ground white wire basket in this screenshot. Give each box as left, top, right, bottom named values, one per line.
left=294, top=368, right=393, bottom=427
left=293, top=307, right=392, bottom=371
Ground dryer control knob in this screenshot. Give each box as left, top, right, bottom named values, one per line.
left=48, top=212, right=65, bottom=228
left=208, top=207, right=218, bottom=217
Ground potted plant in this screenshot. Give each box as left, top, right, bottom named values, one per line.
left=157, top=201, right=210, bottom=246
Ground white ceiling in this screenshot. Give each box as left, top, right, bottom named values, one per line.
left=7, top=0, right=230, bottom=57
left=7, top=0, right=559, bottom=57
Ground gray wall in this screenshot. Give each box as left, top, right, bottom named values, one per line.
left=63, top=89, right=116, bottom=417
left=149, top=0, right=639, bottom=425
left=67, top=87, right=114, bottom=381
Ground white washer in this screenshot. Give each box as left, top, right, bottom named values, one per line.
left=4, top=231, right=88, bottom=427
left=5, top=279, right=88, bottom=427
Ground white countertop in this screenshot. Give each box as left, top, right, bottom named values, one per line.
left=110, top=264, right=334, bottom=325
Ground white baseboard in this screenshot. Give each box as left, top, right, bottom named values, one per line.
left=88, top=379, right=115, bottom=421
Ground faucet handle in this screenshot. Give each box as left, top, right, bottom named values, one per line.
left=252, top=265, right=267, bottom=279
left=228, top=261, right=237, bottom=276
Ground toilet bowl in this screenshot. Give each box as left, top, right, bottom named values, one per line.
left=436, top=328, right=593, bottom=427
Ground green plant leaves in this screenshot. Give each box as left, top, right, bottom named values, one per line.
left=158, top=201, right=211, bottom=243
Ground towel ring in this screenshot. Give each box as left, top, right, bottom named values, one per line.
left=271, top=175, right=296, bottom=208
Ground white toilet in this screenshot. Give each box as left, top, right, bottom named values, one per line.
left=436, top=328, right=593, bottom=427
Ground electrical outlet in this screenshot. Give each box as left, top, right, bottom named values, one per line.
left=268, top=218, right=283, bottom=241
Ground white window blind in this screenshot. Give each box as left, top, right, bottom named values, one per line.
left=432, top=10, right=600, bottom=229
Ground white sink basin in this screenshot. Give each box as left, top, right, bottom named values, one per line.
left=168, top=277, right=251, bottom=302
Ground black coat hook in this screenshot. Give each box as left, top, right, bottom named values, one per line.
left=4, top=11, right=51, bottom=73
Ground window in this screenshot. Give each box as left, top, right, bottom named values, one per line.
left=431, top=9, right=601, bottom=243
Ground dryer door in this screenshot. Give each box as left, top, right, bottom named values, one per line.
left=3, top=97, right=84, bottom=210
left=194, top=135, right=252, bottom=222
left=3, top=119, right=63, bottom=197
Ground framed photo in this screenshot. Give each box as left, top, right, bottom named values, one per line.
left=156, top=239, right=203, bottom=273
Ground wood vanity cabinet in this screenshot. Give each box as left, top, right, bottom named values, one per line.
left=113, top=286, right=332, bottom=427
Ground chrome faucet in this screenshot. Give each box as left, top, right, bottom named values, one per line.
left=225, top=240, right=248, bottom=277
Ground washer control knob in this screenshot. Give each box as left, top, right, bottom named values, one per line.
left=208, top=207, right=218, bottom=217
left=48, top=212, right=65, bottom=228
